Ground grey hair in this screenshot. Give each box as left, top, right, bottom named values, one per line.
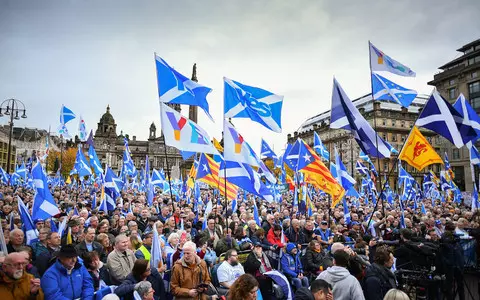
left=101, top=294, right=120, bottom=300
left=134, top=281, right=152, bottom=298
left=114, top=234, right=128, bottom=245
left=10, top=228, right=23, bottom=238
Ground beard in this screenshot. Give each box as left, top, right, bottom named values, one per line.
left=230, top=261, right=238, bottom=266
left=12, top=269, right=23, bottom=279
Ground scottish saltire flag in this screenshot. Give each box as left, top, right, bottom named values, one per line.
left=31, top=162, right=60, bottom=221
left=160, top=103, right=219, bottom=155
left=150, top=218, right=163, bottom=269
left=314, top=132, right=330, bottom=161
left=104, top=166, right=120, bottom=211
left=334, top=147, right=355, bottom=190
left=469, top=144, right=480, bottom=165
left=453, top=93, right=480, bottom=145
left=440, top=172, right=451, bottom=192
left=371, top=72, right=417, bottom=107
left=60, top=105, right=76, bottom=124
left=416, top=91, right=477, bottom=148
left=359, top=150, right=372, bottom=164
left=152, top=169, right=165, bottom=187
left=0, top=167, right=9, bottom=184
left=356, top=161, right=369, bottom=176
left=330, top=78, right=391, bottom=158
left=398, top=162, right=414, bottom=187
left=231, top=198, right=237, bottom=214
left=88, top=145, right=103, bottom=176
left=14, top=163, right=27, bottom=181
left=220, top=160, right=274, bottom=202
left=260, top=139, right=277, bottom=159
left=18, top=197, right=39, bottom=245
left=224, top=77, right=283, bottom=132
left=155, top=55, right=213, bottom=121
left=78, top=116, right=87, bottom=142
left=444, top=152, right=451, bottom=171
left=122, top=138, right=136, bottom=176
left=74, top=147, right=93, bottom=177
left=369, top=42, right=416, bottom=77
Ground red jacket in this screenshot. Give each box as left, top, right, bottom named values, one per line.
left=266, top=228, right=288, bottom=248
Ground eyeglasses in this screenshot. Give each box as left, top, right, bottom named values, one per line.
left=5, top=262, right=27, bottom=268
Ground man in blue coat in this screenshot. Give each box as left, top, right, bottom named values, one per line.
left=281, top=243, right=309, bottom=290
left=40, top=244, right=94, bottom=300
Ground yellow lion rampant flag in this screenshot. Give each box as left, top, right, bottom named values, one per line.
left=399, top=126, right=443, bottom=171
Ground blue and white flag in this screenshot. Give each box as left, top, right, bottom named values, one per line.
left=253, top=200, right=261, bottom=226
left=60, top=105, right=76, bottom=124
left=74, top=147, right=93, bottom=177
left=57, top=123, right=71, bottom=139
left=31, top=162, right=60, bottom=221
left=314, top=131, right=330, bottom=161
left=330, top=78, right=391, bottom=158
left=416, top=91, right=477, bottom=148
left=122, top=138, right=136, bottom=176
left=453, top=93, right=480, bottom=146
left=470, top=144, right=480, bottom=166
left=260, top=139, right=277, bottom=159
left=202, top=200, right=213, bottom=230
left=145, top=155, right=154, bottom=206
left=343, top=197, right=351, bottom=224
left=371, top=72, right=417, bottom=107
left=356, top=161, right=369, bottom=176
left=224, top=77, right=283, bottom=132
left=14, top=163, right=27, bottom=181
left=104, top=166, right=120, bottom=211
left=220, top=160, right=274, bottom=202
left=18, top=197, right=39, bottom=245
left=0, top=167, right=9, bottom=184
left=334, top=147, right=355, bottom=190
left=155, top=55, right=213, bottom=120
left=150, top=219, right=163, bottom=269
left=369, top=42, right=416, bottom=77
left=152, top=169, right=165, bottom=187
left=472, top=185, right=479, bottom=212
left=264, top=270, right=293, bottom=300
left=88, top=145, right=103, bottom=176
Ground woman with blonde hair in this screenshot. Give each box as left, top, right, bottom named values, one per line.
left=228, top=273, right=259, bottom=300
left=383, top=289, right=410, bottom=300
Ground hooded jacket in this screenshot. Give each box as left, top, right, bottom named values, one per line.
left=0, top=270, right=44, bottom=300
left=41, top=260, right=94, bottom=300
left=316, top=266, right=365, bottom=300
left=280, top=246, right=304, bottom=278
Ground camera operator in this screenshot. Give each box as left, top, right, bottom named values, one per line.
left=363, top=246, right=396, bottom=300
left=393, top=228, right=437, bottom=271
left=440, top=221, right=465, bottom=300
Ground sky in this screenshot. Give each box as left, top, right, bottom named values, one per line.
left=1, top=0, right=479, bottom=154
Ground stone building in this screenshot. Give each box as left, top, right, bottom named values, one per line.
left=287, top=93, right=442, bottom=191
left=428, top=38, right=480, bottom=191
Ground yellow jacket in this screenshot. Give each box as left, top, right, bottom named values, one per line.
left=0, top=271, right=44, bottom=300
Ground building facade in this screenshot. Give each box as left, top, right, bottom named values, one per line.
left=287, top=94, right=443, bottom=191
left=428, top=38, right=480, bottom=191
left=0, top=130, right=16, bottom=172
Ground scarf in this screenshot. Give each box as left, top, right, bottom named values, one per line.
left=255, top=251, right=272, bottom=273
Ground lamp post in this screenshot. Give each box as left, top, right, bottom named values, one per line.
left=0, top=99, right=27, bottom=174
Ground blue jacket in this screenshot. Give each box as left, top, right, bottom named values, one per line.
left=280, top=251, right=303, bottom=278
left=41, top=260, right=94, bottom=300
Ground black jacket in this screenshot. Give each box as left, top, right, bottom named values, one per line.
left=88, top=265, right=111, bottom=291
left=363, top=263, right=396, bottom=300
left=136, top=217, right=149, bottom=233
left=285, top=227, right=306, bottom=245
left=36, top=247, right=56, bottom=276
left=303, top=249, right=324, bottom=274
left=75, top=241, right=107, bottom=262
left=294, top=287, right=315, bottom=300
left=115, top=267, right=166, bottom=300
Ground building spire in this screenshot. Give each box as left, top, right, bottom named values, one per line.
left=191, top=63, right=197, bottom=82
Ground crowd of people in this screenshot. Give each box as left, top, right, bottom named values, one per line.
left=0, top=183, right=479, bottom=300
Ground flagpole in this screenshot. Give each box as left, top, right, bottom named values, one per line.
left=162, top=144, right=176, bottom=229
left=368, top=41, right=386, bottom=217
left=223, top=118, right=229, bottom=235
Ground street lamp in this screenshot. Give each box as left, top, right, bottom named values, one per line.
left=0, top=99, right=27, bottom=174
